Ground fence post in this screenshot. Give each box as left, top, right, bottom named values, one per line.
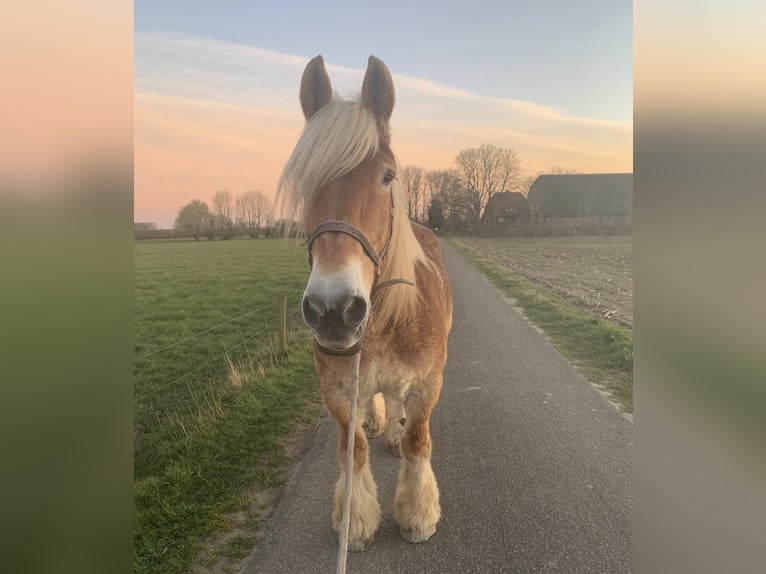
left=280, top=293, right=287, bottom=352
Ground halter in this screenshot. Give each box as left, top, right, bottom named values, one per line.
left=304, top=186, right=414, bottom=357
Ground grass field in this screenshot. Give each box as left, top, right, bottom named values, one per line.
left=134, top=239, right=321, bottom=574
left=135, top=235, right=633, bottom=572
left=450, top=236, right=633, bottom=412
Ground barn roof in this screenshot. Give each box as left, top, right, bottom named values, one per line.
left=485, top=191, right=529, bottom=212
left=527, top=173, right=632, bottom=217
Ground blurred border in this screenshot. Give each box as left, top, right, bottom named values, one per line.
left=0, top=2, right=133, bottom=573
left=3, top=1, right=765, bottom=572
left=635, top=1, right=766, bottom=572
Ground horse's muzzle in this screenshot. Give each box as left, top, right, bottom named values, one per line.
left=302, top=291, right=368, bottom=349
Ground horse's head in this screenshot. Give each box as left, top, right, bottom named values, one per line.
left=285, top=55, right=399, bottom=354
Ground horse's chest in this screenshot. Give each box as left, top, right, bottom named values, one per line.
left=364, top=359, right=414, bottom=399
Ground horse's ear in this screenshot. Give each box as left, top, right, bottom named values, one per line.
left=300, top=55, right=332, bottom=120
left=361, top=55, right=395, bottom=123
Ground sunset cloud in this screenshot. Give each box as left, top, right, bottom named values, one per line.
left=135, top=32, right=632, bottom=227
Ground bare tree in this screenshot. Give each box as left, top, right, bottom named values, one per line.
left=424, top=170, right=440, bottom=207
left=253, top=191, right=273, bottom=231
left=174, top=200, right=210, bottom=240
left=426, top=169, right=467, bottom=231
left=134, top=221, right=159, bottom=240
left=454, top=145, right=523, bottom=223
left=548, top=165, right=579, bottom=174
left=236, top=191, right=257, bottom=237
left=211, top=189, right=235, bottom=239
left=520, top=173, right=539, bottom=197
left=400, top=165, right=425, bottom=222
left=236, top=190, right=274, bottom=238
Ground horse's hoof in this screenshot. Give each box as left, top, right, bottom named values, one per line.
left=399, top=525, right=435, bottom=544
left=348, top=536, right=374, bottom=552
left=387, top=440, right=402, bottom=457
left=362, top=420, right=384, bottom=439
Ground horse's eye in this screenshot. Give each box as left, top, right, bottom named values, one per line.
left=382, top=171, right=395, bottom=185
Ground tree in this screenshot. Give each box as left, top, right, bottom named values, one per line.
left=427, top=198, right=444, bottom=230
left=548, top=165, right=579, bottom=174
left=454, top=144, right=523, bottom=223
left=400, top=165, right=425, bottom=222
left=426, top=169, right=468, bottom=231
left=174, top=200, right=210, bottom=240
left=134, top=221, right=159, bottom=240
left=520, top=173, right=539, bottom=197
left=253, top=191, right=273, bottom=231
left=212, top=189, right=235, bottom=239
left=236, top=191, right=257, bottom=237
left=236, top=190, right=274, bottom=238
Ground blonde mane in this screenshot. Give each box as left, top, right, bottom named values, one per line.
left=277, top=96, right=427, bottom=327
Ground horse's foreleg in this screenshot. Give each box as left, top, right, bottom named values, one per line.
left=384, top=394, right=405, bottom=457
left=361, top=392, right=385, bottom=438
left=326, top=388, right=381, bottom=551
left=394, top=374, right=443, bottom=543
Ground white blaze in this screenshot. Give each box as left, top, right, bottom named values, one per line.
left=304, top=257, right=370, bottom=314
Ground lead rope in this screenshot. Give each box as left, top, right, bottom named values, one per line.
left=336, top=352, right=361, bottom=574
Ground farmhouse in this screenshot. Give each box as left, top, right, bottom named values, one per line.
left=482, top=191, right=530, bottom=225
left=527, top=173, right=633, bottom=228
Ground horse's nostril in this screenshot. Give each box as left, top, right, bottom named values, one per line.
left=342, top=295, right=368, bottom=327
left=303, top=291, right=366, bottom=334
left=302, top=295, right=322, bottom=329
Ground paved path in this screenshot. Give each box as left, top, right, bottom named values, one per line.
left=246, top=240, right=632, bottom=573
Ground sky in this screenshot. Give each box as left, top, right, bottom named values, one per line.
left=134, top=0, right=633, bottom=228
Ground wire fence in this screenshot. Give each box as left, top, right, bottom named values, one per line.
left=136, top=300, right=288, bottom=361
left=135, top=289, right=307, bottom=402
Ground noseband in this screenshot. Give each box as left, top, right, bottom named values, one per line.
left=304, top=187, right=415, bottom=357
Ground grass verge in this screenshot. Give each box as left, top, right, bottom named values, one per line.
left=134, top=239, right=321, bottom=573
left=134, top=328, right=321, bottom=574
left=450, top=238, right=633, bottom=413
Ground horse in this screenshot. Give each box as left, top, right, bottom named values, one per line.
left=277, top=54, right=453, bottom=551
